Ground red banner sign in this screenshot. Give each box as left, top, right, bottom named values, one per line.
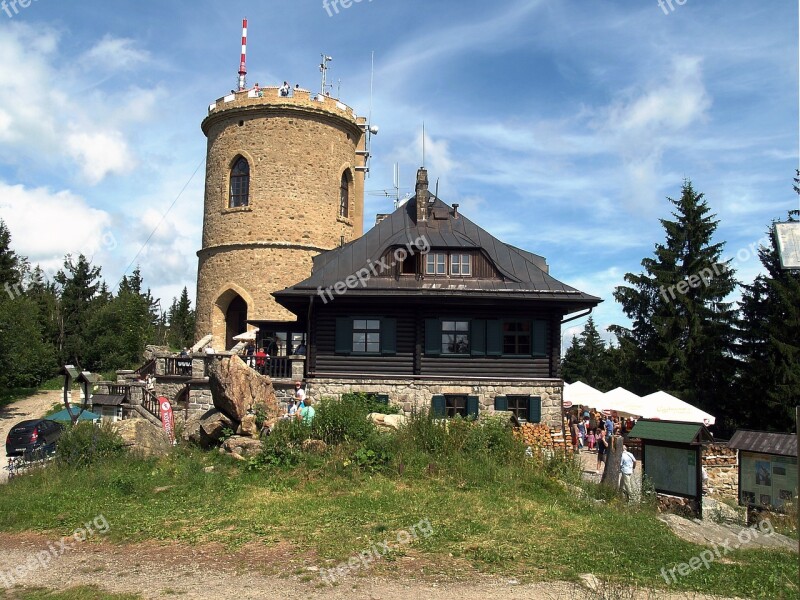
left=159, top=397, right=174, bottom=444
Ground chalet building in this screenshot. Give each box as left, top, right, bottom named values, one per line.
left=274, top=168, right=601, bottom=429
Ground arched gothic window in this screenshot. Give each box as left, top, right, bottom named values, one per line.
left=229, top=157, right=250, bottom=208
left=339, top=171, right=350, bottom=218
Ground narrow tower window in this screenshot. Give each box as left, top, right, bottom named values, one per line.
left=229, top=157, right=250, bottom=208
left=339, top=171, right=350, bottom=218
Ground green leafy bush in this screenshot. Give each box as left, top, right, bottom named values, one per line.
left=312, top=396, right=376, bottom=445
left=340, top=391, right=401, bottom=415
left=351, top=432, right=395, bottom=472
left=55, top=421, right=126, bottom=468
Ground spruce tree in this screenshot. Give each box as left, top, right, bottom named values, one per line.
left=611, top=181, right=739, bottom=428
left=738, top=208, right=800, bottom=432
left=54, top=254, right=102, bottom=367
left=561, top=317, right=614, bottom=390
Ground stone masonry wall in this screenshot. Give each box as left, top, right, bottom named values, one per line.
left=195, top=89, right=366, bottom=346
left=308, top=377, right=564, bottom=430
left=703, top=442, right=738, bottom=502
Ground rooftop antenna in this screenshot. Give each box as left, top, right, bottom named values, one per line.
left=319, top=54, right=333, bottom=96
left=422, top=122, right=426, bottom=168
left=237, top=18, right=248, bottom=91
left=359, top=51, right=379, bottom=178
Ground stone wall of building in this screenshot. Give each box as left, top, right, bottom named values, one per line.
left=195, top=88, right=367, bottom=346
left=308, top=377, right=564, bottom=429
left=703, top=443, right=738, bottom=502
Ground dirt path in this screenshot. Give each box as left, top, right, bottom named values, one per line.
left=0, top=390, right=62, bottom=484
left=0, top=533, right=734, bottom=600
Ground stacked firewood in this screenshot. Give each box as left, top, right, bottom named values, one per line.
left=514, top=423, right=570, bottom=453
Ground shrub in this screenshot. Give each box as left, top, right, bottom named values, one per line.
left=394, top=407, right=448, bottom=455
left=351, top=431, right=396, bottom=472
left=464, top=415, right=523, bottom=461
left=340, top=392, right=401, bottom=415
left=249, top=418, right=310, bottom=470
left=312, top=396, right=376, bottom=445
left=55, top=421, right=126, bottom=468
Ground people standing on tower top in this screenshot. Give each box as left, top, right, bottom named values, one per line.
left=253, top=82, right=262, bottom=97
left=280, top=81, right=290, bottom=97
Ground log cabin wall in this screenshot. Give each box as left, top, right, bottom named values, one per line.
left=310, top=302, right=562, bottom=379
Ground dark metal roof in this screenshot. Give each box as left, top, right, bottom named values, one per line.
left=628, top=420, right=713, bottom=445
left=729, top=430, right=798, bottom=457
left=90, top=394, right=126, bottom=406
left=275, top=196, right=601, bottom=308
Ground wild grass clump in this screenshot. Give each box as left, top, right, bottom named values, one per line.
left=311, top=395, right=377, bottom=444
left=55, top=421, right=126, bottom=468
left=341, top=391, right=401, bottom=415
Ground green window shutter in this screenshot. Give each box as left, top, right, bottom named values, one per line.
left=376, top=393, right=389, bottom=405
left=335, top=317, right=352, bottom=354
left=470, top=319, right=486, bottom=356
left=528, top=396, right=542, bottom=423
left=486, top=320, right=502, bottom=356
left=532, top=319, right=547, bottom=357
left=494, top=395, right=508, bottom=412
left=425, top=319, right=442, bottom=356
left=381, top=318, right=397, bottom=355
left=431, top=395, right=446, bottom=417
left=466, top=396, right=480, bottom=418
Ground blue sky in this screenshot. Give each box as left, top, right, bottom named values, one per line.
left=0, top=0, right=797, bottom=349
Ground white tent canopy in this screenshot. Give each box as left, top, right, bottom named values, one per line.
left=563, top=381, right=605, bottom=408
left=640, top=391, right=716, bottom=425
left=602, top=387, right=647, bottom=417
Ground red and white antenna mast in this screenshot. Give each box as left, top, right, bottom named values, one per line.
left=237, top=18, right=248, bottom=91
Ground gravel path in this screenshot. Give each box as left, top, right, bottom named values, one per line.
left=0, top=533, right=735, bottom=600
left=0, top=390, right=62, bottom=484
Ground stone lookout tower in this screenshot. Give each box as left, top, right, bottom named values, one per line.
left=195, top=85, right=368, bottom=351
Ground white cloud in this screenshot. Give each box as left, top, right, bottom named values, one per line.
left=67, top=131, right=137, bottom=184
left=0, top=24, right=158, bottom=186
left=81, top=36, right=152, bottom=72
left=0, top=181, right=114, bottom=276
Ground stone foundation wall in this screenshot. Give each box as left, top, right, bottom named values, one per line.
left=703, top=443, right=738, bottom=501
left=658, top=494, right=700, bottom=518
left=308, top=377, right=563, bottom=429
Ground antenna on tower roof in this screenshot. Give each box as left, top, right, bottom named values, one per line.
left=319, top=53, right=333, bottom=96
left=422, top=122, right=426, bottom=168
left=237, top=18, right=248, bottom=91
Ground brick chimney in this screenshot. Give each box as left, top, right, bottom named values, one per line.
left=415, top=167, right=429, bottom=223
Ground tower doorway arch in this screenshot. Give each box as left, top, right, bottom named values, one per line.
left=225, top=294, right=248, bottom=351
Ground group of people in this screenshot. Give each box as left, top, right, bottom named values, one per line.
left=567, top=409, right=638, bottom=501
left=243, top=342, right=270, bottom=374
left=286, top=380, right=315, bottom=425
left=250, top=81, right=300, bottom=98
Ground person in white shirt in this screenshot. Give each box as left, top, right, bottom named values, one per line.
left=294, top=381, right=306, bottom=404
left=620, top=445, right=637, bottom=501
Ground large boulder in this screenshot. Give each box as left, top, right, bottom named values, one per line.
left=115, top=419, right=172, bottom=457
left=237, top=414, right=259, bottom=437
left=207, top=356, right=282, bottom=422
left=199, top=409, right=236, bottom=447
left=222, top=435, right=264, bottom=457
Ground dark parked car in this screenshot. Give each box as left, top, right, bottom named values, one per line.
left=5, top=419, right=63, bottom=458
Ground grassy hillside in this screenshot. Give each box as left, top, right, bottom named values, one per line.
left=0, top=403, right=796, bottom=599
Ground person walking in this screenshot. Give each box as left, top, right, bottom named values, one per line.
left=620, top=444, right=637, bottom=501
left=595, top=428, right=608, bottom=474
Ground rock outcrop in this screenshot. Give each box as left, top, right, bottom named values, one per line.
left=368, top=412, right=408, bottom=431
left=199, top=409, right=236, bottom=447
left=115, top=419, right=172, bottom=457
left=237, top=414, right=259, bottom=437
left=222, top=435, right=264, bottom=457
left=207, top=355, right=281, bottom=422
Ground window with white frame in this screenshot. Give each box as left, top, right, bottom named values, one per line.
left=450, top=253, right=471, bottom=276
left=425, top=253, right=447, bottom=275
